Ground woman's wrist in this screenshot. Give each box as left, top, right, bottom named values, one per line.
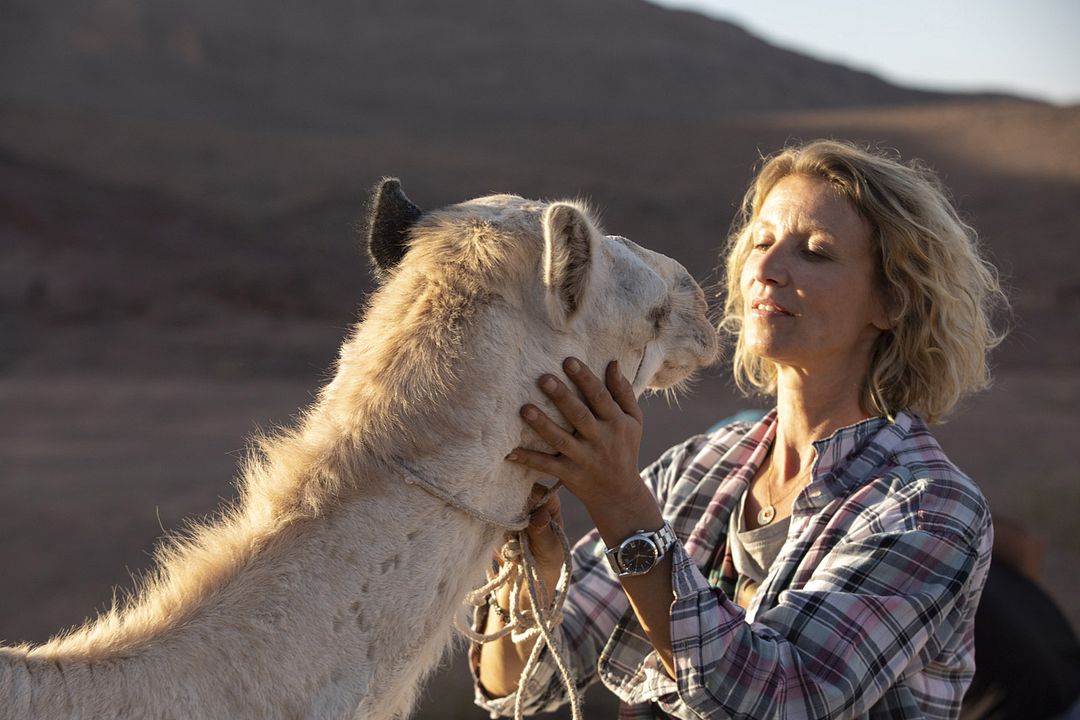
left=488, top=591, right=512, bottom=624
left=491, top=562, right=561, bottom=620
left=585, top=477, right=664, bottom=548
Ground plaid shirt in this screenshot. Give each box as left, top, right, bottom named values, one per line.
left=474, top=409, right=993, bottom=719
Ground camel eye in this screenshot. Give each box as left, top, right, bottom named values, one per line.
left=648, top=302, right=671, bottom=332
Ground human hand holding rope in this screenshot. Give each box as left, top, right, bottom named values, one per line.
left=487, top=483, right=565, bottom=624
left=474, top=481, right=580, bottom=720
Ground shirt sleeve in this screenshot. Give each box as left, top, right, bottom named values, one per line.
left=665, top=477, right=992, bottom=719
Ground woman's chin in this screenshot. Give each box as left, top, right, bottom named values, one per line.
left=746, top=336, right=787, bottom=361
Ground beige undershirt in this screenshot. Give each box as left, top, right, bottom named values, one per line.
left=729, top=487, right=791, bottom=609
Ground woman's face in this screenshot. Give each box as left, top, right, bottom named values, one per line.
left=740, top=174, right=890, bottom=379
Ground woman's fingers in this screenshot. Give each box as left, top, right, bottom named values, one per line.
left=528, top=357, right=624, bottom=445
left=527, top=481, right=550, bottom=504
left=606, top=360, right=644, bottom=423
left=508, top=358, right=642, bottom=496
left=523, top=484, right=565, bottom=569
left=535, top=370, right=603, bottom=440
left=520, top=399, right=586, bottom=460
left=505, top=444, right=570, bottom=478
left=563, top=357, right=623, bottom=422
left=525, top=482, right=561, bottom=527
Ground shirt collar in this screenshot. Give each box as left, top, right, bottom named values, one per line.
left=808, top=410, right=912, bottom=504
left=746, top=408, right=913, bottom=509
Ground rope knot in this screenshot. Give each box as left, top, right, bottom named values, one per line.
left=500, top=537, right=523, bottom=563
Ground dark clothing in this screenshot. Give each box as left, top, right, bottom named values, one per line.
left=961, top=561, right=1080, bottom=720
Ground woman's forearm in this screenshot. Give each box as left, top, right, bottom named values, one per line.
left=587, top=486, right=677, bottom=678
left=477, top=596, right=534, bottom=697
left=618, top=558, right=676, bottom=676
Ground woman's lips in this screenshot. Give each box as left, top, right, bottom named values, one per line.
left=750, top=298, right=795, bottom=316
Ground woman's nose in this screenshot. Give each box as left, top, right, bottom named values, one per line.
left=749, top=244, right=788, bottom=286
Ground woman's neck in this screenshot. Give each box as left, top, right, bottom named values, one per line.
left=771, top=364, right=872, bottom=479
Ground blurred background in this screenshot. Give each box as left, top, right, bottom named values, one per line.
left=1, top=0, right=1077, bottom=717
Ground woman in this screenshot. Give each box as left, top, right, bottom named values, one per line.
left=475, top=140, right=1007, bottom=719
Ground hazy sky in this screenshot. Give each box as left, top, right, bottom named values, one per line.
left=648, top=0, right=1080, bottom=104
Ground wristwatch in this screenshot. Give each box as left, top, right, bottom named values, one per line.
left=604, top=522, right=677, bottom=577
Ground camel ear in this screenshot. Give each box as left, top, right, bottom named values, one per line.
left=365, top=177, right=422, bottom=276
left=542, top=203, right=597, bottom=323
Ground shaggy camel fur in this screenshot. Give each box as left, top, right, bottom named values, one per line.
left=0, top=180, right=718, bottom=719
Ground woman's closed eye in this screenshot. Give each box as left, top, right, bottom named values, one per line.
left=752, top=237, right=773, bottom=251
left=802, top=245, right=832, bottom=260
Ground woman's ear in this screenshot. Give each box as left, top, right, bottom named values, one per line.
left=541, top=202, right=598, bottom=324
left=872, top=284, right=903, bottom=332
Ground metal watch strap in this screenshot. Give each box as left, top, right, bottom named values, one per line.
left=604, top=521, right=677, bottom=577
left=654, top=522, right=677, bottom=555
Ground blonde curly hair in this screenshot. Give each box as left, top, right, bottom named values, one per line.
left=721, top=140, right=1008, bottom=423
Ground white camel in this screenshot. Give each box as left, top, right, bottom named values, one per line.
left=0, top=179, right=718, bottom=719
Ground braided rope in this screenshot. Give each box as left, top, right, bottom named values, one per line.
left=402, top=470, right=583, bottom=720
left=457, top=524, right=582, bottom=720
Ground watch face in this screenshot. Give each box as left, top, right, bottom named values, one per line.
left=617, top=538, right=659, bottom=574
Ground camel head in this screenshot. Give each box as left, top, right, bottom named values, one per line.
left=352, top=178, right=719, bottom=464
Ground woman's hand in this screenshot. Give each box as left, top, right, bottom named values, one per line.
left=502, top=356, right=675, bottom=681
left=518, top=482, right=566, bottom=591
left=482, top=481, right=566, bottom=697
left=506, top=357, right=659, bottom=534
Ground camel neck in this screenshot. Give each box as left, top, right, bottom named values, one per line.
left=5, top=372, right=536, bottom=718
left=13, top=476, right=504, bottom=718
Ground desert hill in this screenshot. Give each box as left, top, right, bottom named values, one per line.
left=0, top=0, right=984, bottom=133
left=3, top=102, right=1076, bottom=368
